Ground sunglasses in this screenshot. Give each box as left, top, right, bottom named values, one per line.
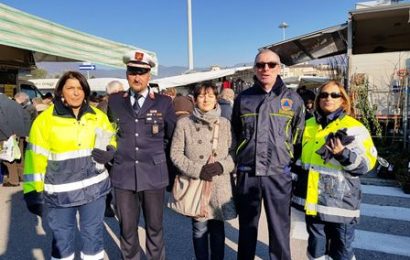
left=318, top=92, right=342, bottom=99
left=127, top=67, right=151, bottom=76
left=255, top=62, right=279, bottom=69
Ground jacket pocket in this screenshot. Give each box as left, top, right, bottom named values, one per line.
left=153, top=153, right=167, bottom=165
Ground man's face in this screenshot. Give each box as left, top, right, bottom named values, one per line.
left=254, top=52, right=281, bottom=89
left=126, top=67, right=151, bottom=93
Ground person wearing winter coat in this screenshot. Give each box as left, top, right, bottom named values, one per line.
left=171, top=82, right=236, bottom=260
left=23, top=71, right=116, bottom=259
left=292, top=80, right=377, bottom=260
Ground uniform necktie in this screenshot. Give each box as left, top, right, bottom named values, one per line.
left=133, top=94, right=142, bottom=114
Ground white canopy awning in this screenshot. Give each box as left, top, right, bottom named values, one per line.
left=0, top=3, right=157, bottom=72
left=262, top=23, right=348, bottom=66
left=151, top=66, right=252, bottom=90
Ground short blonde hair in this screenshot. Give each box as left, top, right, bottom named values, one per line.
left=219, top=88, right=235, bottom=101
left=162, top=87, right=177, bottom=97
left=315, top=80, right=352, bottom=115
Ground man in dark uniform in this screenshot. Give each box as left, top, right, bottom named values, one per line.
left=232, top=49, right=305, bottom=260
left=107, top=49, right=176, bottom=260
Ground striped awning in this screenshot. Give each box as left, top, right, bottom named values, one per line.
left=0, top=3, right=157, bottom=71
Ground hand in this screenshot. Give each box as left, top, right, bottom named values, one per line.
left=326, top=137, right=345, bottom=155
left=199, top=162, right=223, bottom=181
left=92, top=145, right=115, bottom=164
left=27, top=204, right=43, bottom=217
left=24, top=191, right=44, bottom=217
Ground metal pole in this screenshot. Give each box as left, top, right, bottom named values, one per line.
left=278, top=22, right=288, bottom=41
left=87, top=71, right=90, bottom=80
left=187, top=0, right=194, bottom=71
left=404, top=77, right=409, bottom=149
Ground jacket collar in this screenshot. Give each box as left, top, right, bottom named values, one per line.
left=315, top=108, right=345, bottom=128
left=53, top=97, right=95, bottom=120
left=254, top=75, right=285, bottom=97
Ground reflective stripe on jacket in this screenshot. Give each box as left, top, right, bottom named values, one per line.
left=23, top=104, right=116, bottom=207
left=292, top=114, right=377, bottom=223
left=232, top=76, right=305, bottom=176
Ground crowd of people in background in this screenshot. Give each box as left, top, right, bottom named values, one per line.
left=0, top=48, right=377, bottom=260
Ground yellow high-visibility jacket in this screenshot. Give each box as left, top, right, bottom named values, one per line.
left=23, top=103, right=116, bottom=207
left=292, top=114, right=377, bottom=223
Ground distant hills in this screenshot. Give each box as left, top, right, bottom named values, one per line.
left=36, top=61, right=251, bottom=79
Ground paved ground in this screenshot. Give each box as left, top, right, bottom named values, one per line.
left=0, top=177, right=409, bottom=260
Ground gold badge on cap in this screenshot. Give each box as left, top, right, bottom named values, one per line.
left=134, top=52, right=144, bottom=61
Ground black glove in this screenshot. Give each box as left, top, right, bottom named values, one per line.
left=24, top=191, right=44, bottom=217
left=92, top=145, right=115, bottom=164
left=27, top=204, right=43, bottom=217
left=334, top=128, right=355, bottom=146
left=199, top=162, right=224, bottom=181
left=316, top=129, right=355, bottom=163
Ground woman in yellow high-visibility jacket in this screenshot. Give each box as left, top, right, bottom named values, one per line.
left=292, top=81, right=377, bottom=260
left=23, top=71, right=116, bottom=260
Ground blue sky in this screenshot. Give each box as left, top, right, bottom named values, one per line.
left=0, top=1, right=393, bottom=68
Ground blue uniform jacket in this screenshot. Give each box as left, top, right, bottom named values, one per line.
left=232, top=76, right=305, bottom=176
left=108, top=90, right=176, bottom=191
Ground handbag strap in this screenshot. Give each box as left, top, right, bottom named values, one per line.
left=211, top=119, right=220, bottom=156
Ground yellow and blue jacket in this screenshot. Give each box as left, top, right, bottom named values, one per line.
left=292, top=113, right=377, bottom=223
left=23, top=100, right=116, bottom=207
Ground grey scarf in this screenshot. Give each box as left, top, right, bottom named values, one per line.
left=192, top=104, right=221, bottom=125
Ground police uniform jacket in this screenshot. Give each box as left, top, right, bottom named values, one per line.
left=108, top=90, right=176, bottom=191
left=232, top=76, right=305, bottom=176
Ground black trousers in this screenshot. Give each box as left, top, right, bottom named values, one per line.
left=236, top=171, right=292, bottom=260
left=192, top=219, right=225, bottom=260
left=115, top=187, right=165, bottom=260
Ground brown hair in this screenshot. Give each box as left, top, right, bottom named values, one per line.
left=54, top=71, right=90, bottom=100
left=314, top=80, right=352, bottom=115
left=193, top=82, right=218, bottom=101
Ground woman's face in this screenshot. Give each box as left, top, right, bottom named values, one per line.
left=196, top=88, right=217, bottom=113
left=62, top=78, right=85, bottom=109
left=318, top=83, right=344, bottom=114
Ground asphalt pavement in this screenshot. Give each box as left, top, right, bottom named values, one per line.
left=1, top=176, right=409, bottom=260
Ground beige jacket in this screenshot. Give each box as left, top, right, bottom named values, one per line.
left=170, top=110, right=236, bottom=221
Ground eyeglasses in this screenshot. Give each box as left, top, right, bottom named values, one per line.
left=318, top=92, right=342, bottom=99
left=127, top=67, right=151, bottom=76
left=255, top=62, right=279, bottom=69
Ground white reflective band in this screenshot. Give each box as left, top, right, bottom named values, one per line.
left=305, top=202, right=360, bottom=218
left=302, top=163, right=342, bottom=176
left=49, top=149, right=92, bottom=161
left=291, top=196, right=305, bottom=206
left=23, top=173, right=44, bottom=182
left=45, top=171, right=108, bottom=194
left=28, top=143, right=50, bottom=157
left=51, top=252, right=75, bottom=260
left=80, top=250, right=105, bottom=260
left=344, top=156, right=362, bottom=171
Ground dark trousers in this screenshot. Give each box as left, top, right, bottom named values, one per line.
left=192, top=219, right=225, bottom=260
left=236, top=172, right=292, bottom=260
left=47, top=196, right=106, bottom=259
left=115, top=187, right=165, bottom=260
left=306, top=216, right=356, bottom=260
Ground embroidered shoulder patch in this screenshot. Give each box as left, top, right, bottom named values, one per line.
left=280, top=98, right=293, bottom=111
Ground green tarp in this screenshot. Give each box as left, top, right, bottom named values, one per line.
left=0, top=3, right=157, bottom=71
